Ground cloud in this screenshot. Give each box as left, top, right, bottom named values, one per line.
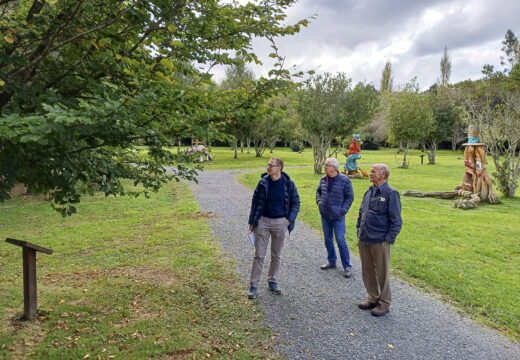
left=212, top=0, right=520, bottom=90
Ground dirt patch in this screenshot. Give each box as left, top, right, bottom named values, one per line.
left=164, top=349, right=194, bottom=360
left=42, top=265, right=179, bottom=287
left=9, top=183, right=28, bottom=196
left=179, top=211, right=218, bottom=219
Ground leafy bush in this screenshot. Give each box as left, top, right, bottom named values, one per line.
left=290, top=140, right=305, bottom=152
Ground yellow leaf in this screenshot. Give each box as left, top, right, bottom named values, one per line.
left=59, top=299, right=65, bottom=304
left=115, top=54, right=122, bottom=60
left=388, top=344, right=394, bottom=349
left=4, top=36, right=14, bottom=44
left=160, top=58, right=174, bottom=71
left=349, top=332, right=355, bottom=337
left=0, top=80, right=4, bottom=86
left=458, top=273, right=462, bottom=279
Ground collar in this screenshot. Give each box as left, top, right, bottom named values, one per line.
left=371, top=181, right=388, bottom=192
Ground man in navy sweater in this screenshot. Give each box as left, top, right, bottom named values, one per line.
left=247, top=158, right=300, bottom=299
left=316, top=157, right=355, bottom=278
left=357, top=163, right=402, bottom=317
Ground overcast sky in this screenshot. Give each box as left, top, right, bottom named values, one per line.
left=211, top=0, right=520, bottom=90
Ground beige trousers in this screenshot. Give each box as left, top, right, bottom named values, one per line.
left=358, top=240, right=391, bottom=307
left=250, top=216, right=287, bottom=287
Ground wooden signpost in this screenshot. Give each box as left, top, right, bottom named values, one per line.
left=5, top=238, right=53, bottom=321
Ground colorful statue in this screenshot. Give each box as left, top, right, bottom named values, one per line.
left=402, top=125, right=499, bottom=209
left=454, top=125, right=498, bottom=208
left=342, top=134, right=368, bottom=178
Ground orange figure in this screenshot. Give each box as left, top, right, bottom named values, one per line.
left=342, top=134, right=368, bottom=178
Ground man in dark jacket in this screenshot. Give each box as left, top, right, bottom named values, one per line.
left=247, top=157, right=300, bottom=299
left=316, top=157, right=355, bottom=278
left=356, top=163, right=402, bottom=317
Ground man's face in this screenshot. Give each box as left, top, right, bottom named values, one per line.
left=370, top=165, right=383, bottom=184
left=267, top=159, right=281, bottom=176
left=324, top=161, right=337, bottom=177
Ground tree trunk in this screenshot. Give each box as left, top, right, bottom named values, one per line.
left=426, top=141, right=437, bottom=165
left=401, top=143, right=410, bottom=168
left=233, top=138, right=238, bottom=159
left=177, top=139, right=181, bottom=154
left=247, top=138, right=251, bottom=154
left=240, top=139, right=244, bottom=153
left=254, top=138, right=266, bottom=158
left=312, top=140, right=327, bottom=174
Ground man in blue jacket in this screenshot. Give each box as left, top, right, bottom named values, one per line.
left=316, top=157, right=355, bottom=278
left=357, top=163, right=402, bottom=317
left=247, top=157, right=300, bottom=299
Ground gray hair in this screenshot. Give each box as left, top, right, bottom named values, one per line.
left=325, top=157, right=339, bottom=171
left=374, top=163, right=390, bottom=180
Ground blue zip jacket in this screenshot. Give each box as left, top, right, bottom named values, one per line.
left=248, top=172, right=300, bottom=233
left=316, top=173, right=354, bottom=221
left=356, top=182, right=402, bottom=244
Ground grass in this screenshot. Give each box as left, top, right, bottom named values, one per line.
left=0, top=181, right=277, bottom=359
left=229, top=146, right=520, bottom=342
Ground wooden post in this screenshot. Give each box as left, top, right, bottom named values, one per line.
left=420, top=155, right=425, bottom=165
left=5, top=238, right=53, bottom=321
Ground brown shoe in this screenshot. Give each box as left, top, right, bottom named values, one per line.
left=357, top=301, right=377, bottom=310
left=371, top=305, right=389, bottom=317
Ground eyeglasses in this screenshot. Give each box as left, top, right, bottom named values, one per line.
left=267, top=164, right=280, bottom=168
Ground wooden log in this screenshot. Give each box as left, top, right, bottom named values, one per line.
left=402, top=190, right=460, bottom=199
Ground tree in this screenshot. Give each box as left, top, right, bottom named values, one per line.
left=421, top=92, right=459, bottom=164
left=380, top=61, right=394, bottom=92
left=440, top=46, right=451, bottom=89
left=386, top=89, right=435, bottom=168
left=458, top=71, right=520, bottom=197
left=420, top=47, right=459, bottom=164
left=0, top=0, right=308, bottom=214
left=220, top=64, right=256, bottom=159
left=500, top=29, right=519, bottom=70
left=297, top=73, right=378, bottom=174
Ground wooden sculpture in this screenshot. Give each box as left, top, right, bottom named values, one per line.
left=342, top=134, right=368, bottom=178
left=402, top=125, right=499, bottom=209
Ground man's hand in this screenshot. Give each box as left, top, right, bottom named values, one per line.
left=286, top=219, right=290, bottom=227
left=249, top=224, right=254, bottom=232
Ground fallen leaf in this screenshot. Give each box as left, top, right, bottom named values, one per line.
left=205, top=353, right=210, bottom=358
left=83, top=354, right=91, bottom=359
left=388, top=344, right=394, bottom=349
left=349, top=332, right=355, bottom=337
left=458, top=273, right=462, bottom=279
left=59, top=299, right=65, bottom=304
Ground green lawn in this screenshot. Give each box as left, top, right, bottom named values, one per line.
left=230, top=147, right=519, bottom=342
left=0, top=182, right=276, bottom=359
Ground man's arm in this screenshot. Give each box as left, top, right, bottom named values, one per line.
left=288, top=182, right=300, bottom=223
left=248, top=184, right=260, bottom=226
left=316, top=179, right=323, bottom=204
left=385, top=190, right=402, bottom=244
left=341, top=178, right=354, bottom=214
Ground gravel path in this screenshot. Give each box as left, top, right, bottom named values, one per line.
left=189, top=169, right=520, bottom=360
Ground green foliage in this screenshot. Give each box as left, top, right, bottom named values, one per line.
left=290, top=140, right=305, bottom=152
left=456, top=65, right=520, bottom=197
left=297, top=72, right=378, bottom=173
left=386, top=89, right=435, bottom=167
left=0, top=181, right=275, bottom=359
left=0, top=0, right=307, bottom=213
